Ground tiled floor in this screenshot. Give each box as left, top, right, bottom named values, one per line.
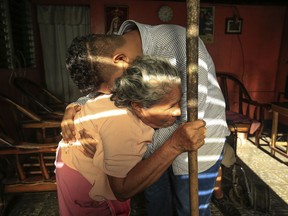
left=238, top=137, right=288, bottom=204
left=2, top=138, right=288, bottom=216
left=230, top=136, right=288, bottom=215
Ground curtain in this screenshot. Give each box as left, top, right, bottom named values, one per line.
left=37, top=6, right=90, bottom=102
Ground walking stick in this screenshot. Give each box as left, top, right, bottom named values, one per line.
left=186, top=0, right=200, bottom=215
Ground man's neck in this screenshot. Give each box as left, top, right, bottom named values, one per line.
left=122, top=30, right=143, bottom=58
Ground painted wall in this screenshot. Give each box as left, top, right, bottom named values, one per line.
left=91, top=0, right=288, bottom=105
left=1, top=0, right=287, bottom=109
left=208, top=5, right=287, bottom=104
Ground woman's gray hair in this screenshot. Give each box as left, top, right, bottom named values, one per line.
left=111, top=55, right=181, bottom=109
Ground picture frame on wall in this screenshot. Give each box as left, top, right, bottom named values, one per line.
left=199, top=6, right=214, bottom=44
left=105, top=5, right=128, bottom=35
left=225, top=18, right=243, bottom=34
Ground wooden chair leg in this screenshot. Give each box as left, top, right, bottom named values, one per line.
left=0, top=182, right=5, bottom=215
left=254, top=131, right=260, bottom=148
left=38, top=153, right=50, bottom=180
left=15, top=155, right=26, bottom=181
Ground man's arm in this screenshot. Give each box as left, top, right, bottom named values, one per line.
left=61, top=103, right=82, bottom=142
left=107, top=120, right=206, bottom=201
left=61, top=93, right=101, bottom=142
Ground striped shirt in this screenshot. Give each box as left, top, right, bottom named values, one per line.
left=118, top=20, right=230, bottom=174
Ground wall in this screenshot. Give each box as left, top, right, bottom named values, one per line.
left=91, top=0, right=287, bottom=105
left=276, top=7, right=288, bottom=102
left=1, top=0, right=287, bottom=108
left=207, top=5, right=286, bottom=104
left=90, top=0, right=186, bottom=33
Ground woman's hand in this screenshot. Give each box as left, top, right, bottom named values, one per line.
left=169, top=120, right=206, bottom=154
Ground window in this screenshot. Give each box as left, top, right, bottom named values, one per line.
left=0, top=0, right=36, bottom=69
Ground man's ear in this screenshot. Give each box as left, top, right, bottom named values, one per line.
left=113, top=53, right=129, bottom=64
left=113, top=54, right=129, bottom=70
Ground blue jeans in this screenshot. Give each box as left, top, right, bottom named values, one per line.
left=144, top=169, right=174, bottom=216
left=144, top=155, right=223, bottom=216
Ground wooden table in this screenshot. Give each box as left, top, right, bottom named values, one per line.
left=270, top=102, right=288, bottom=157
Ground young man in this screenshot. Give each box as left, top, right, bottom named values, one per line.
left=61, top=20, right=230, bottom=215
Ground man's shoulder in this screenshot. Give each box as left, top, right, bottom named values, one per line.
left=120, top=20, right=185, bottom=33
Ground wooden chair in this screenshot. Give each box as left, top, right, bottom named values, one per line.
left=277, top=76, right=288, bottom=102
left=13, top=77, right=67, bottom=120
left=0, top=93, right=60, bottom=196
left=216, top=72, right=270, bottom=147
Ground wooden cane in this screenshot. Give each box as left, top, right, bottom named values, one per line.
left=186, top=0, right=200, bottom=215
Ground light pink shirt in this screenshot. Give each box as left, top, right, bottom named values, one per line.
left=58, top=94, right=154, bottom=200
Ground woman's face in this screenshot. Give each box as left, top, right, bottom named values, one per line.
left=138, top=85, right=182, bottom=128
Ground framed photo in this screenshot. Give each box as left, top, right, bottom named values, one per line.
left=105, top=5, right=128, bottom=35
left=225, top=18, right=243, bottom=34
left=199, top=7, right=214, bottom=44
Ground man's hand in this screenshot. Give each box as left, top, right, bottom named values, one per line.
left=79, top=130, right=97, bottom=158
left=61, top=104, right=81, bottom=143
left=169, top=120, right=206, bottom=154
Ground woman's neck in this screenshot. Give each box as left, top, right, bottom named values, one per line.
left=98, top=82, right=111, bottom=94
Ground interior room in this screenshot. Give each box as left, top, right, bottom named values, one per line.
left=0, top=0, right=287, bottom=215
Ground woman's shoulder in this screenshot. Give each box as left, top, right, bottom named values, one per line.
left=77, top=94, right=116, bottom=116
left=81, top=94, right=128, bottom=120
left=86, top=94, right=113, bottom=107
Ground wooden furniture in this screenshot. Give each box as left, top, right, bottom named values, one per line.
left=226, top=110, right=259, bottom=134
left=0, top=93, right=60, bottom=195
left=13, top=77, right=67, bottom=120
left=270, top=102, right=288, bottom=158
left=216, top=72, right=270, bottom=146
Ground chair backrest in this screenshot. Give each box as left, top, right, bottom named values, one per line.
left=284, top=76, right=288, bottom=99
left=13, top=77, right=66, bottom=114
left=0, top=94, right=59, bottom=189
left=0, top=118, right=15, bottom=148
left=216, top=72, right=270, bottom=124
left=0, top=93, right=43, bottom=143
left=216, top=72, right=252, bottom=113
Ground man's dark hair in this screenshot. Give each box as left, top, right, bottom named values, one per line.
left=66, top=34, right=124, bottom=94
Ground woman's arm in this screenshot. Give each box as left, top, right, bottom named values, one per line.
left=107, top=120, right=206, bottom=201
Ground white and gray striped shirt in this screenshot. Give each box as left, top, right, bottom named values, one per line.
left=118, top=20, right=230, bottom=174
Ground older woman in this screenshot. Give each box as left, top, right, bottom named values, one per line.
left=56, top=44, right=205, bottom=215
